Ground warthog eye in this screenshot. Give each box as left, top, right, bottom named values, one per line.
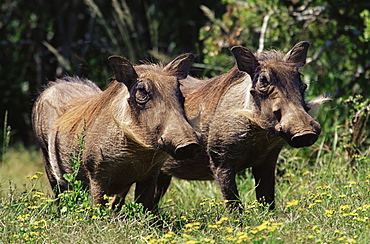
left=257, top=75, right=271, bottom=94
left=135, top=84, right=150, bottom=104
left=260, top=75, right=268, bottom=85
left=300, top=83, right=308, bottom=92
left=304, top=103, right=311, bottom=112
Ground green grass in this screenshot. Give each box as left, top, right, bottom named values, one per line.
left=0, top=145, right=49, bottom=194
left=1, top=145, right=369, bottom=243
left=1, top=103, right=369, bottom=243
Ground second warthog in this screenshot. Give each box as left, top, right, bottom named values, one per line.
left=155, top=42, right=321, bottom=210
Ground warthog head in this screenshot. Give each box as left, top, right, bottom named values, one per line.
left=109, top=54, right=202, bottom=159
left=232, top=42, right=321, bottom=148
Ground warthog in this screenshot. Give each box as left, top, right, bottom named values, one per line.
left=32, top=54, right=202, bottom=210
left=154, top=42, right=321, bottom=210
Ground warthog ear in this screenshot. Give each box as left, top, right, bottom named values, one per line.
left=231, top=46, right=259, bottom=76
left=163, top=53, right=196, bottom=79
left=284, top=41, right=310, bottom=66
left=108, top=55, right=139, bottom=89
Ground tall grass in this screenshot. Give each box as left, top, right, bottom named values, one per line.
left=83, top=0, right=157, bottom=63
left=1, top=111, right=11, bottom=163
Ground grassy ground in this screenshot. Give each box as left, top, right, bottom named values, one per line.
left=0, top=146, right=49, bottom=194
left=1, top=103, right=369, bottom=243
left=1, top=143, right=369, bottom=243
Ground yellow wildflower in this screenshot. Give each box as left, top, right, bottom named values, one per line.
left=308, top=203, right=316, bottom=208
left=325, top=209, right=334, bottom=217
left=237, top=232, right=250, bottom=243
left=359, top=204, right=370, bottom=211
left=255, top=221, right=269, bottom=232
left=164, top=231, right=174, bottom=238
left=348, top=238, right=357, bottom=243
left=27, top=205, right=39, bottom=209
left=155, top=238, right=169, bottom=243
left=268, top=222, right=283, bottom=232
left=185, top=241, right=200, bottom=244
left=216, top=217, right=228, bottom=225
left=185, top=222, right=200, bottom=229
left=337, top=236, right=346, bottom=241
left=201, top=238, right=215, bottom=243
left=311, top=226, right=319, bottom=231
left=342, top=211, right=358, bottom=217
left=182, top=233, right=192, bottom=239
left=224, top=235, right=237, bottom=241
left=340, top=205, right=351, bottom=211
left=223, top=227, right=233, bottom=233
left=353, top=217, right=368, bottom=222
left=286, top=199, right=299, bottom=208
left=32, top=219, right=47, bottom=228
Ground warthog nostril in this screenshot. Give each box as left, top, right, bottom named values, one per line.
left=290, top=132, right=318, bottom=148
left=158, top=137, right=166, bottom=150
left=174, top=143, right=202, bottom=160
left=273, top=109, right=282, bottom=122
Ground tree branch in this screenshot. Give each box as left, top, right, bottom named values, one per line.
left=257, top=12, right=272, bottom=53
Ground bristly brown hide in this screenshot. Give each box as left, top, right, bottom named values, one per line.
left=32, top=53, right=201, bottom=211
left=155, top=42, right=322, bottom=212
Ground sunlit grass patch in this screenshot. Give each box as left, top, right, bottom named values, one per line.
left=1, top=158, right=370, bottom=243
left=0, top=146, right=49, bottom=193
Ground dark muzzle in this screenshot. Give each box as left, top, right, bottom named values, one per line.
left=158, top=136, right=202, bottom=160
left=290, top=131, right=319, bottom=148
left=174, top=143, right=202, bottom=160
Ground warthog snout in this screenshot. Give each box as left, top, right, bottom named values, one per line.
left=174, top=143, right=203, bottom=160
left=290, top=131, right=319, bottom=148
left=158, top=136, right=202, bottom=160
left=277, top=110, right=321, bottom=148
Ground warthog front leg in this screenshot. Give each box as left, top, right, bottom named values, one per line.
left=209, top=155, right=243, bottom=212
left=89, top=176, right=109, bottom=207
left=135, top=175, right=159, bottom=212
left=152, top=170, right=173, bottom=212
left=251, top=151, right=279, bottom=210
left=109, top=186, right=131, bottom=211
